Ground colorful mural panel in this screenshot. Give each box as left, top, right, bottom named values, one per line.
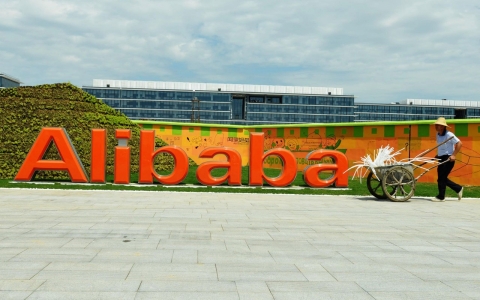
left=136, top=120, right=480, bottom=186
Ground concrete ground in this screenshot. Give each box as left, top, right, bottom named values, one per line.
left=0, top=188, right=479, bottom=300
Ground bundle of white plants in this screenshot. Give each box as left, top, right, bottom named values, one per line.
left=345, top=145, right=438, bottom=183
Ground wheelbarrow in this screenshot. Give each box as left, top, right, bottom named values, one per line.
left=366, top=136, right=454, bottom=202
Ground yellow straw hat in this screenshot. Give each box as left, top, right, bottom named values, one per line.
left=433, top=117, right=450, bottom=127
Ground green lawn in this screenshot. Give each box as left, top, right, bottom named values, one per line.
left=1, top=166, right=478, bottom=199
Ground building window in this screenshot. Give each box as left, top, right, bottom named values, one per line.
left=249, top=96, right=264, bottom=103
left=266, top=96, right=281, bottom=104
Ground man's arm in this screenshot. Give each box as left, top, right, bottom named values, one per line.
left=450, top=140, right=462, bottom=161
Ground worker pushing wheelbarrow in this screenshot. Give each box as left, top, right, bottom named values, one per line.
left=349, top=136, right=455, bottom=202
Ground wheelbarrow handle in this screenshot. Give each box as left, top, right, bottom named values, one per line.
left=414, top=136, right=454, bottom=159
left=414, top=158, right=451, bottom=180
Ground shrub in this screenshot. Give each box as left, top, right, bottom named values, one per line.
left=0, top=83, right=195, bottom=180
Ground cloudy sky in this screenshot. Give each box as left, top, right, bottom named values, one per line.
left=1, top=0, right=479, bottom=103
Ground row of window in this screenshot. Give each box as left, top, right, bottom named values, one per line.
left=118, top=109, right=353, bottom=123
left=355, top=113, right=454, bottom=121
left=356, top=105, right=454, bottom=115
left=466, top=108, right=480, bottom=117
left=102, top=99, right=230, bottom=111
left=101, top=98, right=356, bottom=116
left=248, top=113, right=353, bottom=123
left=283, top=96, right=354, bottom=106
left=118, top=109, right=230, bottom=120
left=115, top=107, right=465, bottom=123
left=247, top=104, right=354, bottom=114
left=117, top=107, right=458, bottom=122
left=247, top=96, right=282, bottom=103
left=84, top=89, right=230, bottom=102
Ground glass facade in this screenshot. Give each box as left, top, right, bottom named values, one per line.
left=83, top=87, right=356, bottom=124
left=0, top=76, right=20, bottom=88
left=83, top=85, right=477, bottom=124
left=232, top=98, right=245, bottom=120
left=354, top=104, right=455, bottom=122
left=466, top=108, right=480, bottom=118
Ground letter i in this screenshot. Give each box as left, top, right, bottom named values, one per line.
left=114, top=129, right=131, bottom=184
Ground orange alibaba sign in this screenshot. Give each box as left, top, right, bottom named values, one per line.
left=15, top=128, right=349, bottom=188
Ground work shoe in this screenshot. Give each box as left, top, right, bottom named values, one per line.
left=458, top=187, right=464, bottom=200
left=431, top=197, right=445, bottom=202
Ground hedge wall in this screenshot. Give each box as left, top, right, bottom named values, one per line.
left=0, top=83, right=195, bottom=180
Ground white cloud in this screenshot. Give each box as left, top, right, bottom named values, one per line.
left=61, top=55, right=81, bottom=63
left=0, top=0, right=479, bottom=102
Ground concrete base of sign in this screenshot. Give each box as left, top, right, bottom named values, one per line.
left=9, top=181, right=352, bottom=190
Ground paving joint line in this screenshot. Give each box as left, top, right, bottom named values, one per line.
left=293, top=263, right=310, bottom=281
left=29, top=262, right=52, bottom=281
left=136, top=280, right=143, bottom=293
left=125, top=263, right=135, bottom=280
left=24, top=289, right=37, bottom=300
left=88, top=248, right=101, bottom=262
left=6, top=248, right=29, bottom=262
left=266, top=281, right=275, bottom=299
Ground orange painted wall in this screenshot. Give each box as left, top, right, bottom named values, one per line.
left=136, top=120, right=480, bottom=186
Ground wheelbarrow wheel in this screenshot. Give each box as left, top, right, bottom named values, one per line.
left=367, top=171, right=387, bottom=199
left=381, top=166, right=415, bottom=202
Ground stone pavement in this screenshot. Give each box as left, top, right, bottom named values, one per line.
left=0, top=188, right=479, bottom=300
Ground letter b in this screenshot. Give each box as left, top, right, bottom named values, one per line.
left=249, top=133, right=297, bottom=187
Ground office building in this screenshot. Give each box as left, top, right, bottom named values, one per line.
left=83, top=80, right=356, bottom=125
left=0, top=73, right=21, bottom=88
left=354, top=98, right=480, bottom=122
left=354, top=103, right=456, bottom=122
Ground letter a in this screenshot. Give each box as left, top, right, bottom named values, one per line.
left=196, top=147, right=242, bottom=186
left=15, top=128, right=88, bottom=182
left=303, top=149, right=348, bottom=188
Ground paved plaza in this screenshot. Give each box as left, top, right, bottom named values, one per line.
left=0, top=188, right=479, bottom=299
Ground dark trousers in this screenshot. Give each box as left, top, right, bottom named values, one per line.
left=437, top=155, right=462, bottom=199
